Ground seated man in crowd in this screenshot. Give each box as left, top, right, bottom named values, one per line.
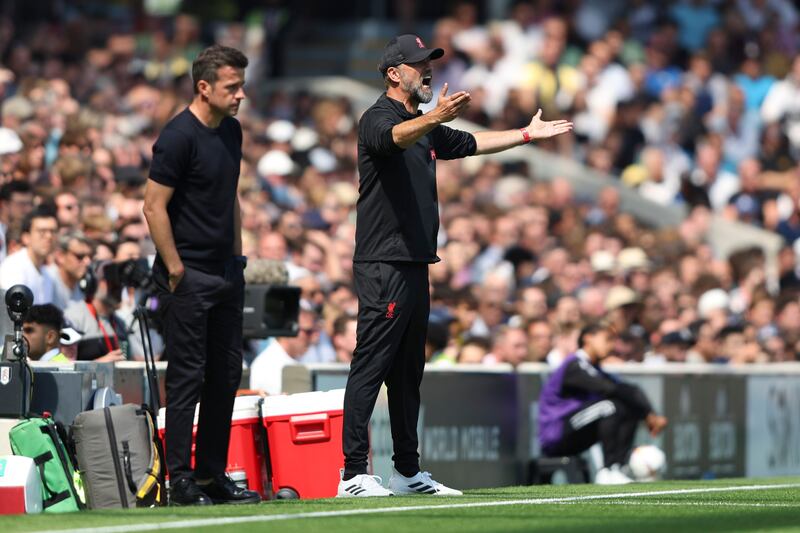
left=331, top=313, right=357, bottom=364
left=22, top=303, right=82, bottom=362
left=47, top=230, right=93, bottom=309
left=538, top=322, right=668, bottom=484
left=0, top=207, right=58, bottom=304
left=249, top=305, right=319, bottom=395
left=64, top=261, right=127, bottom=362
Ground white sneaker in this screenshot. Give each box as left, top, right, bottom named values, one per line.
left=337, top=471, right=394, bottom=497
left=388, top=469, right=463, bottom=496
left=595, top=464, right=633, bottom=485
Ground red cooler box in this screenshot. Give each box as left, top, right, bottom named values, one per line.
left=158, top=395, right=269, bottom=498
left=0, top=456, right=42, bottom=514
left=263, top=389, right=345, bottom=499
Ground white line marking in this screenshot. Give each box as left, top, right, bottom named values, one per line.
left=33, top=483, right=800, bottom=533
left=553, top=500, right=800, bottom=508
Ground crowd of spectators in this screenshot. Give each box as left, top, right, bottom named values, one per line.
left=0, top=2, right=798, bottom=384
left=425, top=0, right=800, bottom=228
left=408, top=0, right=800, bottom=368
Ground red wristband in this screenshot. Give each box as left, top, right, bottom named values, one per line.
left=520, top=128, right=531, bottom=144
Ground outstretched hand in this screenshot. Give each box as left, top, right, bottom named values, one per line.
left=430, top=83, right=471, bottom=124
left=526, top=109, right=573, bottom=140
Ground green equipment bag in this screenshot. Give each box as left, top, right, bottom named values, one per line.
left=9, top=414, right=85, bottom=513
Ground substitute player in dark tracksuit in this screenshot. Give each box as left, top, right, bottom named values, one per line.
left=144, top=45, right=260, bottom=506
left=339, top=34, right=573, bottom=497
left=539, top=322, right=668, bottom=484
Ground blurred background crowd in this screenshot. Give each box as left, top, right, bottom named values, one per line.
left=1, top=1, right=799, bottom=379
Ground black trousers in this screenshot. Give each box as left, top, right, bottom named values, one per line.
left=343, top=261, right=429, bottom=477
left=544, top=398, right=640, bottom=467
left=153, top=258, right=245, bottom=482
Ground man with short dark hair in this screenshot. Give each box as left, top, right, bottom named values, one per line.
left=54, top=191, right=81, bottom=229
left=22, top=304, right=77, bottom=362
left=143, top=44, right=258, bottom=506
left=340, top=34, right=572, bottom=498
left=0, top=206, right=58, bottom=304
left=527, top=319, right=553, bottom=362
left=332, top=313, right=358, bottom=363
left=0, top=181, right=33, bottom=227
left=538, top=322, right=668, bottom=484
left=0, top=181, right=34, bottom=259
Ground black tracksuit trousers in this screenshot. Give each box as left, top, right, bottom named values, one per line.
left=343, top=261, right=429, bottom=477
left=154, top=258, right=245, bottom=483
left=544, top=398, right=641, bottom=467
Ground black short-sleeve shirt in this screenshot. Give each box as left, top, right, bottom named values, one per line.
left=354, top=93, right=476, bottom=263
left=149, top=108, right=242, bottom=272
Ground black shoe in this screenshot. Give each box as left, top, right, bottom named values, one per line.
left=169, top=477, right=213, bottom=506
left=200, top=474, right=261, bottom=505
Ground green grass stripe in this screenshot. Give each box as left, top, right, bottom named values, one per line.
left=0, top=478, right=797, bottom=533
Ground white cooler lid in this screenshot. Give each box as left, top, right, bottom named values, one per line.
left=262, top=388, right=345, bottom=418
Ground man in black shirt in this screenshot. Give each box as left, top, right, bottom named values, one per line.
left=339, top=34, right=573, bottom=497
left=143, top=44, right=259, bottom=506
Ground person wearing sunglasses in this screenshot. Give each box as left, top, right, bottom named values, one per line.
left=48, top=230, right=94, bottom=310
left=249, top=305, right=319, bottom=396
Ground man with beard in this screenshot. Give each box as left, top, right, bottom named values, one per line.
left=63, top=261, right=126, bottom=363
left=340, top=34, right=573, bottom=498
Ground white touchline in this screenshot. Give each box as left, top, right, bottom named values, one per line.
left=552, top=500, right=800, bottom=508
left=33, top=483, right=800, bottom=533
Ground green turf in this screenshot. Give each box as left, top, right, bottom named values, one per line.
left=2, top=477, right=799, bottom=532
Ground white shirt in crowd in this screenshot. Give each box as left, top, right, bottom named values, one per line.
left=249, top=338, right=298, bottom=395
left=761, top=76, right=800, bottom=150
left=0, top=248, right=56, bottom=305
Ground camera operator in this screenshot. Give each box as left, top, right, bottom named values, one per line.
left=115, top=238, right=145, bottom=311
left=64, top=261, right=127, bottom=362
left=47, top=230, right=94, bottom=310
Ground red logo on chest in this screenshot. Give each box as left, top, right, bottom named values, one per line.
left=430, top=148, right=436, bottom=161
left=386, top=302, right=397, bottom=319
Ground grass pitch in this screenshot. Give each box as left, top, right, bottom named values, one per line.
left=2, top=477, right=799, bottom=533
